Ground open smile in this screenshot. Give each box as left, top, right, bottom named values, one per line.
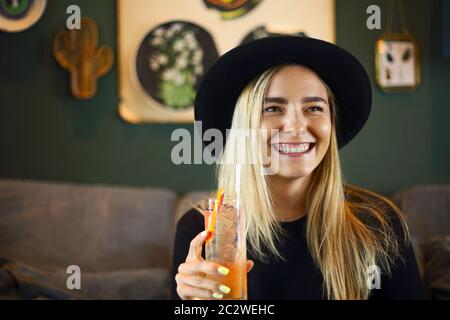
left=272, top=143, right=316, bottom=157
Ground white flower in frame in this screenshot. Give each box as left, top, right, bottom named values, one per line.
left=170, top=23, right=184, bottom=33
left=150, top=36, right=164, bottom=47
left=187, top=39, right=199, bottom=50
left=149, top=62, right=159, bottom=72
left=174, top=74, right=184, bottom=85
left=173, top=39, right=185, bottom=52
left=184, top=32, right=196, bottom=48
left=149, top=56, right=161, bottom=72
left=166, top=27, right=177, bottom=39
left=176, top=55, right=189, bottom=69
left=154, top=27, right=165, bottom=38
left=162, top=68, right=175, bottom=81
left=192, top=50, right=203, bottom=64
left=178, top=50, right=189, bottom=61
left=157, top=54, right=168, bottom=66
left=162, top=68, right=184, bottom=85
left=194, top=65, right=203, bottom=75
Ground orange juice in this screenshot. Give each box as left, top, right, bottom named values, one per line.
left=208, top=260, right=248, bottom=300
left=203, top=197, right=247, bottom=300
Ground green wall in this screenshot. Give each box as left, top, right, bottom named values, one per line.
left=337, top=0, right=450, bottom=194
left=0, top=0, right=449, bottom=195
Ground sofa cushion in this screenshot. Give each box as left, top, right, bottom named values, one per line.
left=0, top=179, right=177, bottom=271
left=392, top=185, right=450, bottom=292
left=424, top=236, right=450, bottom=300
left=410, top=237, right=425, bottom=281
left=0, top=258, right=170, bottom=300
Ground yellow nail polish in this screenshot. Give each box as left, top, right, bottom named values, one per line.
left=218, top=266, right=229, bottom=275
left=219, top=285, right=231, bottom=294
left=212, top=293, right=223, bottom=299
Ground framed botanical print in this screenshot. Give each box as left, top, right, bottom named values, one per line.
left=117, top=0, right=336, bottom=123
left=375, top=33, right=421, bottom=93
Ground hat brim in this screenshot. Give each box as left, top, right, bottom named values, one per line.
left=194, top=36, right=372, bottom=148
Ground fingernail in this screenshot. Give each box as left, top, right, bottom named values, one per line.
left=212, top=293, right=223, bottom=299
left=218, top=266, right=229, bottom=275
left=219, top=285, right=231, bottom=294
left=201, top=230, right=208, bottom=237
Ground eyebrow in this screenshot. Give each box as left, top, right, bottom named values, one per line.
left=263, top=96, right=328, bottom=104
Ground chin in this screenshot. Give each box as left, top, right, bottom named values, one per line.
left=275, top=168, right=313, bottom=179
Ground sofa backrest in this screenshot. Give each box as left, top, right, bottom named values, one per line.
left=392, top=184, right=450, bottom=281
left=393, top=185, right=450, bottom=241
left=0, top=179, right=177, bottom=272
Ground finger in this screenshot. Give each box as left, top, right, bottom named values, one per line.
left=177, top=283, right=223, bottom=300
left=247, top=260, right=254, bottom=273
left=186, top=230, right=209, bottom=262
left=176, top=273, right=228, bottom=296
left=178, top=260, right=228, bottom=277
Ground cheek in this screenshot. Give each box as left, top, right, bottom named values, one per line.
left=260, top=118, right=280, bottom=144
left=312, top=119, right=332, bottom=144
left=260, top=120, right=268, bottom=130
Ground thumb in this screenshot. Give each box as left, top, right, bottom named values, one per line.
left=246, top=260, right=254, bottom=273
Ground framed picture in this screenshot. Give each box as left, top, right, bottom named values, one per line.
left=0, top=0, right=46, bottom=33
left=117, top=0, right=336, bottom=124
left=375, top=33, right=421, bottom=93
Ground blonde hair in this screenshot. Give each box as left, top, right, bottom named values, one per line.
left=215, top=64, right=409, bottom=299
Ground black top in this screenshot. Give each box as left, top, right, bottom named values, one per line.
left=171, top=208, right=426, bottom=300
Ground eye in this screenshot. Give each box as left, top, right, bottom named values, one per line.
left=306, top=106, right=324, bottom=112
left=263, top=106, right=283, bottom=113
left=402, top=48, right=411, bottom=61
left=387, top=52, right=394, bottom=63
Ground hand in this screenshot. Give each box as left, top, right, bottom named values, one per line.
left=175, top=230, right=254, bottom=300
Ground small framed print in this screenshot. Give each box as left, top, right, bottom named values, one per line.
left=375, top=33, right=421, bottom=93
left=0, top=0, right=47, bottom=33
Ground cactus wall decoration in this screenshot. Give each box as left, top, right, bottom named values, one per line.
left=53, top=17, right=114, bottom=99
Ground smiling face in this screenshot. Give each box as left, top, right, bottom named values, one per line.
left=260, top=65, right=332, bottom=179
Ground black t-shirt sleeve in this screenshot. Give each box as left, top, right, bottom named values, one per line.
left=170, top=208, right=205, bottom=300
left=370, top=211, right=427, bottom=300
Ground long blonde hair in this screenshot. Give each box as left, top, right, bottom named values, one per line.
left=215, top=64, right=409, bottom=300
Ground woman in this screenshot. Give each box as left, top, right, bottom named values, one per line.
left=171, top=37, right=425, bottom=300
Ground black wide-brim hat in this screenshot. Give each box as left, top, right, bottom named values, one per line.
left=194, top=36, right=372, bottom=148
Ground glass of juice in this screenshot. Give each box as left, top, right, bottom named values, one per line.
left=202, top=196, right=247, bottom=300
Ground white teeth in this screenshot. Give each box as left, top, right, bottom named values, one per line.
left=276, top=143, right=312, bottom=154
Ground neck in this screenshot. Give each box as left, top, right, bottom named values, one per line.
left=269, top=174, right=312, bottom=222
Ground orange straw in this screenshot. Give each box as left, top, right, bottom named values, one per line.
left=206, top=188, right=224, bottom=243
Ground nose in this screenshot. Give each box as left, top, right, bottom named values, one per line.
left=283, top=108, right=307, bottom=135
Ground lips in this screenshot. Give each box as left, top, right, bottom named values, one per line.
left=272, top=143, right=316, bottom=156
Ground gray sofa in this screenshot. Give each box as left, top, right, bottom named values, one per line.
left=0, top=178, right=187, bottom=299
left=0, top=178, right=448, bottom=299
left=392, top=185, right=450, bottom=299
